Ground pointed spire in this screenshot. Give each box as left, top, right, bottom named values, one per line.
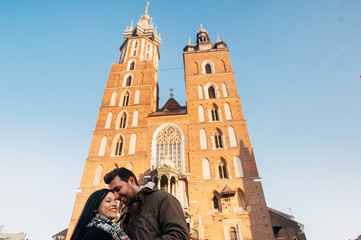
left=188, top=37, right=191, bottom=45
left=145, top=1, right=150, bottom=15
left=217, top=33, right=220, bottom=42
left=200, top=23, right=203, bottom=30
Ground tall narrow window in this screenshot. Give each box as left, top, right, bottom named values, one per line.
left=202, top=158, right=211, bottom=179
left=105, top=112, right=112, bottom=129
left=214, top=129, right=223, bottom=149
left=237, top=189, right=246, bottom=209
left=218, top=158, right=228, bottom=179
left=132, top=110, right=139, bottom=127
left=198, top=85, right=203, bottom=99
left=222, top=83, right=229, bottom=97
left=212, top=192, right=221, bottom=212
left=208, top=86, right=216, bottom=98
left=133, top=41, right=138, bottom=56
left=123, top=92, right=130, bottom=106
left=93, top=165, right=103, bottom=186
left=126, top=76, right=132, bottom=86
left=98, top=136, right=107, bottom=156
left=134, top=90, right=140, bottom=104
left=212, top=196, right=219, bottom=209
left=198, top=105, right=205, bottom=122
left=211, top=104, right=219, bottom=121
left=129, top=133, right=136, bottom=154
left=115, top=136, right=124, bottom=156
left=228, top=126, right=237, bottom=147
left=230, top=227, right=238, bottom=240
left=110, top=92, right=117, bottom=106
left=200, top=129, right=207, bottom=150
left=205, top=63, right=212, bottom=74
left=224, top=103, right=232, bottom=120
left=130, top=61, right=135, bottom=70
left=119, top=112, right=127, bottom=129
left=234, top=156, right=244, bottom=178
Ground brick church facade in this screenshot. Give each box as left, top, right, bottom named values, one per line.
left=66, top=5, right=306, bottom=240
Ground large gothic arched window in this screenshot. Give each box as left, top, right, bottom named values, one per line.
left=155, top=125, right=182, bottom=169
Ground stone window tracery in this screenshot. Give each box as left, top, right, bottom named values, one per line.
left=115, top=136, right=124, bottom=156
left=218, top=158, right=228, bottom=179
left=155, top=126, right=182, bottom=169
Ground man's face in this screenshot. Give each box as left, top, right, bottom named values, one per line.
left=108, top=175, right=138, bottom=207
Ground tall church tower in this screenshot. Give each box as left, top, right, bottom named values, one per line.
left=66, top=5, right=276, bottom=240
left=182, top=27, right=275, bottom=240
left=65, top=4, right=161, bottom=239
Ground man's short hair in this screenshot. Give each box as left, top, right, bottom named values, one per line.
left=103, top=167, right=139, bottom=186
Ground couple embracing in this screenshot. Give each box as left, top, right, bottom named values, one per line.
left=70, top=167, right=190, bottom=240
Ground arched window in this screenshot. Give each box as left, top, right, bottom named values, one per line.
left=155, top=125, right=182, bottom=169
left=98, top=136, right=107, bottom=156
left=200, top=129, right=207, bottom=150
left=198, top=105, right=205, bottom=122
left=132, top=110, right=139, bottom=127
left=234, top=156, right=244, bottom=178
left=237, top=189, right=246, bottom=210
left=134, top=90, right=140, bottom=104
left=230, top=227, right=238, bottom=240
left=126, top=76, right=132, bottom=86
left=93, top=165, right=103, bottom=186
left=160, top=175, right=168, bottom=192
left=224, top=103, right=232, bottom=120
left=228, top=126, right=237, bottom=147
left=212, top=192, right=221, bottom=211
left=146, top=44, right=152, bottom=59
left=202, top=158, right=211, bottom=179
left=132, top=41, right=138, bottom=56
left=110, top=92, right=117, bottom=106
left=114, top=136, right=124, bottom=156
left=202, top=60, right=214, bottom=74
left=122, top=91, right=130, bottom=106
left=130, top=61, right=135, bottom=70
left=105, top=112, right=112, bottom=129
left=119, top=112, right=127, bottom=129
left=211, top=104, right=219, bottom=121
left=218, top=158, right=228, bottom=179
left=214, top=129, right=223, bottom=149
left=205, top=63, right=212, bottom=74
left=198, top=85, right=203, bottom=99
left=129, top=133, right=136, bottom=154
left=222, top=83, right=229, bottom=97
left=208, top=86, right=216, bottom=99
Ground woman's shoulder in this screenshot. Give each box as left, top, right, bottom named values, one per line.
left=82, top=227, right=114, bottom=240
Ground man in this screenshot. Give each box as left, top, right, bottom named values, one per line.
left=103, top=167, right=190, bottom=240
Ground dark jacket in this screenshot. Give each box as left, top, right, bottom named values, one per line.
left=119, top=182, right=189, bottom=240
left=82, top=227, right=114, bottom=240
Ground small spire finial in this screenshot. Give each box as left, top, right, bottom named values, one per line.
left=145, top=1, right=150, bottom=15
left=217, top=33, right=220, bottom=41
left=188, top=37, right=191, bottom=44
left=200, top=23, right=203, bottom=30
left=169, top=88, right=175, bottom=98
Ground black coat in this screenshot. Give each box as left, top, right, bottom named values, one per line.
left=82, top=227, right=115, bottom=240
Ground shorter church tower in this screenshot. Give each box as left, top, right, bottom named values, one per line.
left=182, top=26, right=275, bottom=240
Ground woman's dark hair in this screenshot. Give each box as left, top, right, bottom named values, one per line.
left=70, top=188, right=112, bottom=240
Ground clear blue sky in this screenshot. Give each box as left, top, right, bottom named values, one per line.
left=1, top=1, right=360, bottom=240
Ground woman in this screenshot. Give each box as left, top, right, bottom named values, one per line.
left=71, top=189, right=129, bottom=240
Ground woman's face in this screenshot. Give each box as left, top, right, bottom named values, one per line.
left=97, top=192, right=118, bottom=220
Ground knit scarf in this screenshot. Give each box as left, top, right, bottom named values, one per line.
left=87, top=214, right=130, bottom=240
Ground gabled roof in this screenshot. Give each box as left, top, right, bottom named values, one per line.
left=161, top=97, right=181, bottom=110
